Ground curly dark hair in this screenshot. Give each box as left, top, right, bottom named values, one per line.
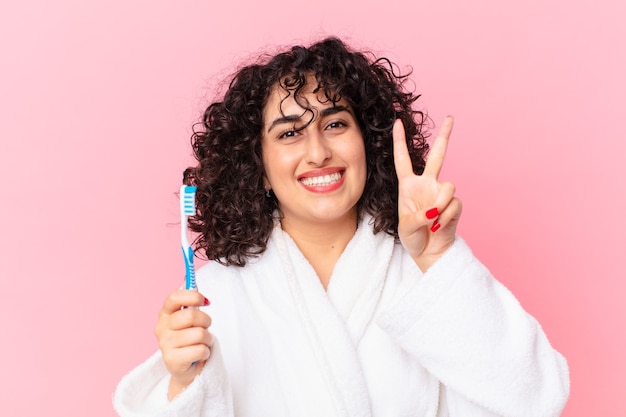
left=183, top=37, right=429, bottom=266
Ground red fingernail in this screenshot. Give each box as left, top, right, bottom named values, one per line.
left=425, top=208, right=439, bottom=220
left=204, top=297, right=210, bottom=306
left=430, top=221, right=441, bottom=232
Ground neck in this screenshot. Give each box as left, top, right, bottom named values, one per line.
left=280, top=211, right=358, bottom=289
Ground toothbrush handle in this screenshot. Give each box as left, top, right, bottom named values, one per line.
left=182, top=245, right=196, bottom=291
left=182, top=245, right=199, bottom=365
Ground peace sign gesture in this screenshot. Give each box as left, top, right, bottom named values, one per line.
left=393, top=116, right=462, bottom=271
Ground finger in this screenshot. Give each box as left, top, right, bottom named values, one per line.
left=433, top=197, right=462, bottom=232
left=421, top=181, right=455, bottom=221
left=162, top=290, right=209, bottom=314
left=423, top=116, right=454, bottom=179
left=163, top=326, right=213, bottom=349
left=423, top=182, right=456, bottom=232
left=168, top=308, right=212, bottom=331
left=392, top=119, right=414, bottom=179
left=163, top=343, right=212, bottom=369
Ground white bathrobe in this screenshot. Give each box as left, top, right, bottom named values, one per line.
left=114, top=216, right=569, bottom=417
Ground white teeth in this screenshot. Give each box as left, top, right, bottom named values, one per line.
left=301, top=172, right=342, bottom=186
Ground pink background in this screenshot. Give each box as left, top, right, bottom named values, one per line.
left=1, top=0, right=624, bottom=416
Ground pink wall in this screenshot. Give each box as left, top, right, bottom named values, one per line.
left=1, top=1, right=624, bottom=415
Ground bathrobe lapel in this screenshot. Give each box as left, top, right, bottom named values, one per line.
left=271, top=216, right=395, bottom=417
left=326, top=217, right=395, bottom=347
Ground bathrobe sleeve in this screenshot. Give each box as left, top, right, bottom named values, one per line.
left=377, top=238, right=570, bottom=417
left=113, top=339, right=234, bottom=417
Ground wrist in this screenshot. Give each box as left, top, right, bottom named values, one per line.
left=412, top=253, right=441, bottom=272
left=412, top=239, right=456, bottom=272
left=168, top=374, right=197, bottom=401
left=168, top=378, right=186, bottom=401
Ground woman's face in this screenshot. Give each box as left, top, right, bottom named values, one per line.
left=261, top=80, right=367, bottom=229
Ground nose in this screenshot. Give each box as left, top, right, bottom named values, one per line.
left=304, top=131, right=331, bottom=166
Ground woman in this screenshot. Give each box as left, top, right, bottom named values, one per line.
left=114, top=37, right=569, bottom=416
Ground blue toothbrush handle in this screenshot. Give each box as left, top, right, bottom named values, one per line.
left=182, top=245, right=199, bottom=366
left=182, top=246, right=196, bottom=291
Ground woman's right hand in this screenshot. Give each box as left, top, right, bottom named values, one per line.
left=154, top=290, right=213, bottom=400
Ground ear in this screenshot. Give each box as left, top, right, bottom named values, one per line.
left=263, top=176, right=271, bottom=191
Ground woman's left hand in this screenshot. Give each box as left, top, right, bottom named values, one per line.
left=393, top=116, right=462, bottom=271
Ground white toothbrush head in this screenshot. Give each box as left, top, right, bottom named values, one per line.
left=180, top=185, right=197, bottom=216
left=180, top=185, right=197, bottom=249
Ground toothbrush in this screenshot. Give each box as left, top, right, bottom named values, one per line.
left=181, top=185, right=201, bottom=365
left=180, top=185, right=197, bottom=292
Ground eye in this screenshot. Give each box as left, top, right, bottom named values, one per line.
left=278, top=129, right=299, bottom=139
left=326, top=120, right=347, bottom=130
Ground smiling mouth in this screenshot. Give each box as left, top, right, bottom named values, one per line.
left=299, top=172, right=343, bottom=187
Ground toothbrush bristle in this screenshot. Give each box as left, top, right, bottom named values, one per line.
left=182, top=185, right=197, bottom=215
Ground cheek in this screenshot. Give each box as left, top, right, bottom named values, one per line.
left=344, top=145, right=367, bottom=189
left=351, top=143, right=367, bottom=173
left=261, top=145, right=275, bottom=187
left=357, top=148, right=368, bottom=187
left=262, top=146, right=295, bottom=184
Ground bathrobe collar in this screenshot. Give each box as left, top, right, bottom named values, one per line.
left=269, top=214, right=395, bottom=417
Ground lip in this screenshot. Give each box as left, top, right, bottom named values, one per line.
left=298, top=167, right=345, bottom=193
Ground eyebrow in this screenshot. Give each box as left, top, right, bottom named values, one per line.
left=267, top=105, right=351, bottom=133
